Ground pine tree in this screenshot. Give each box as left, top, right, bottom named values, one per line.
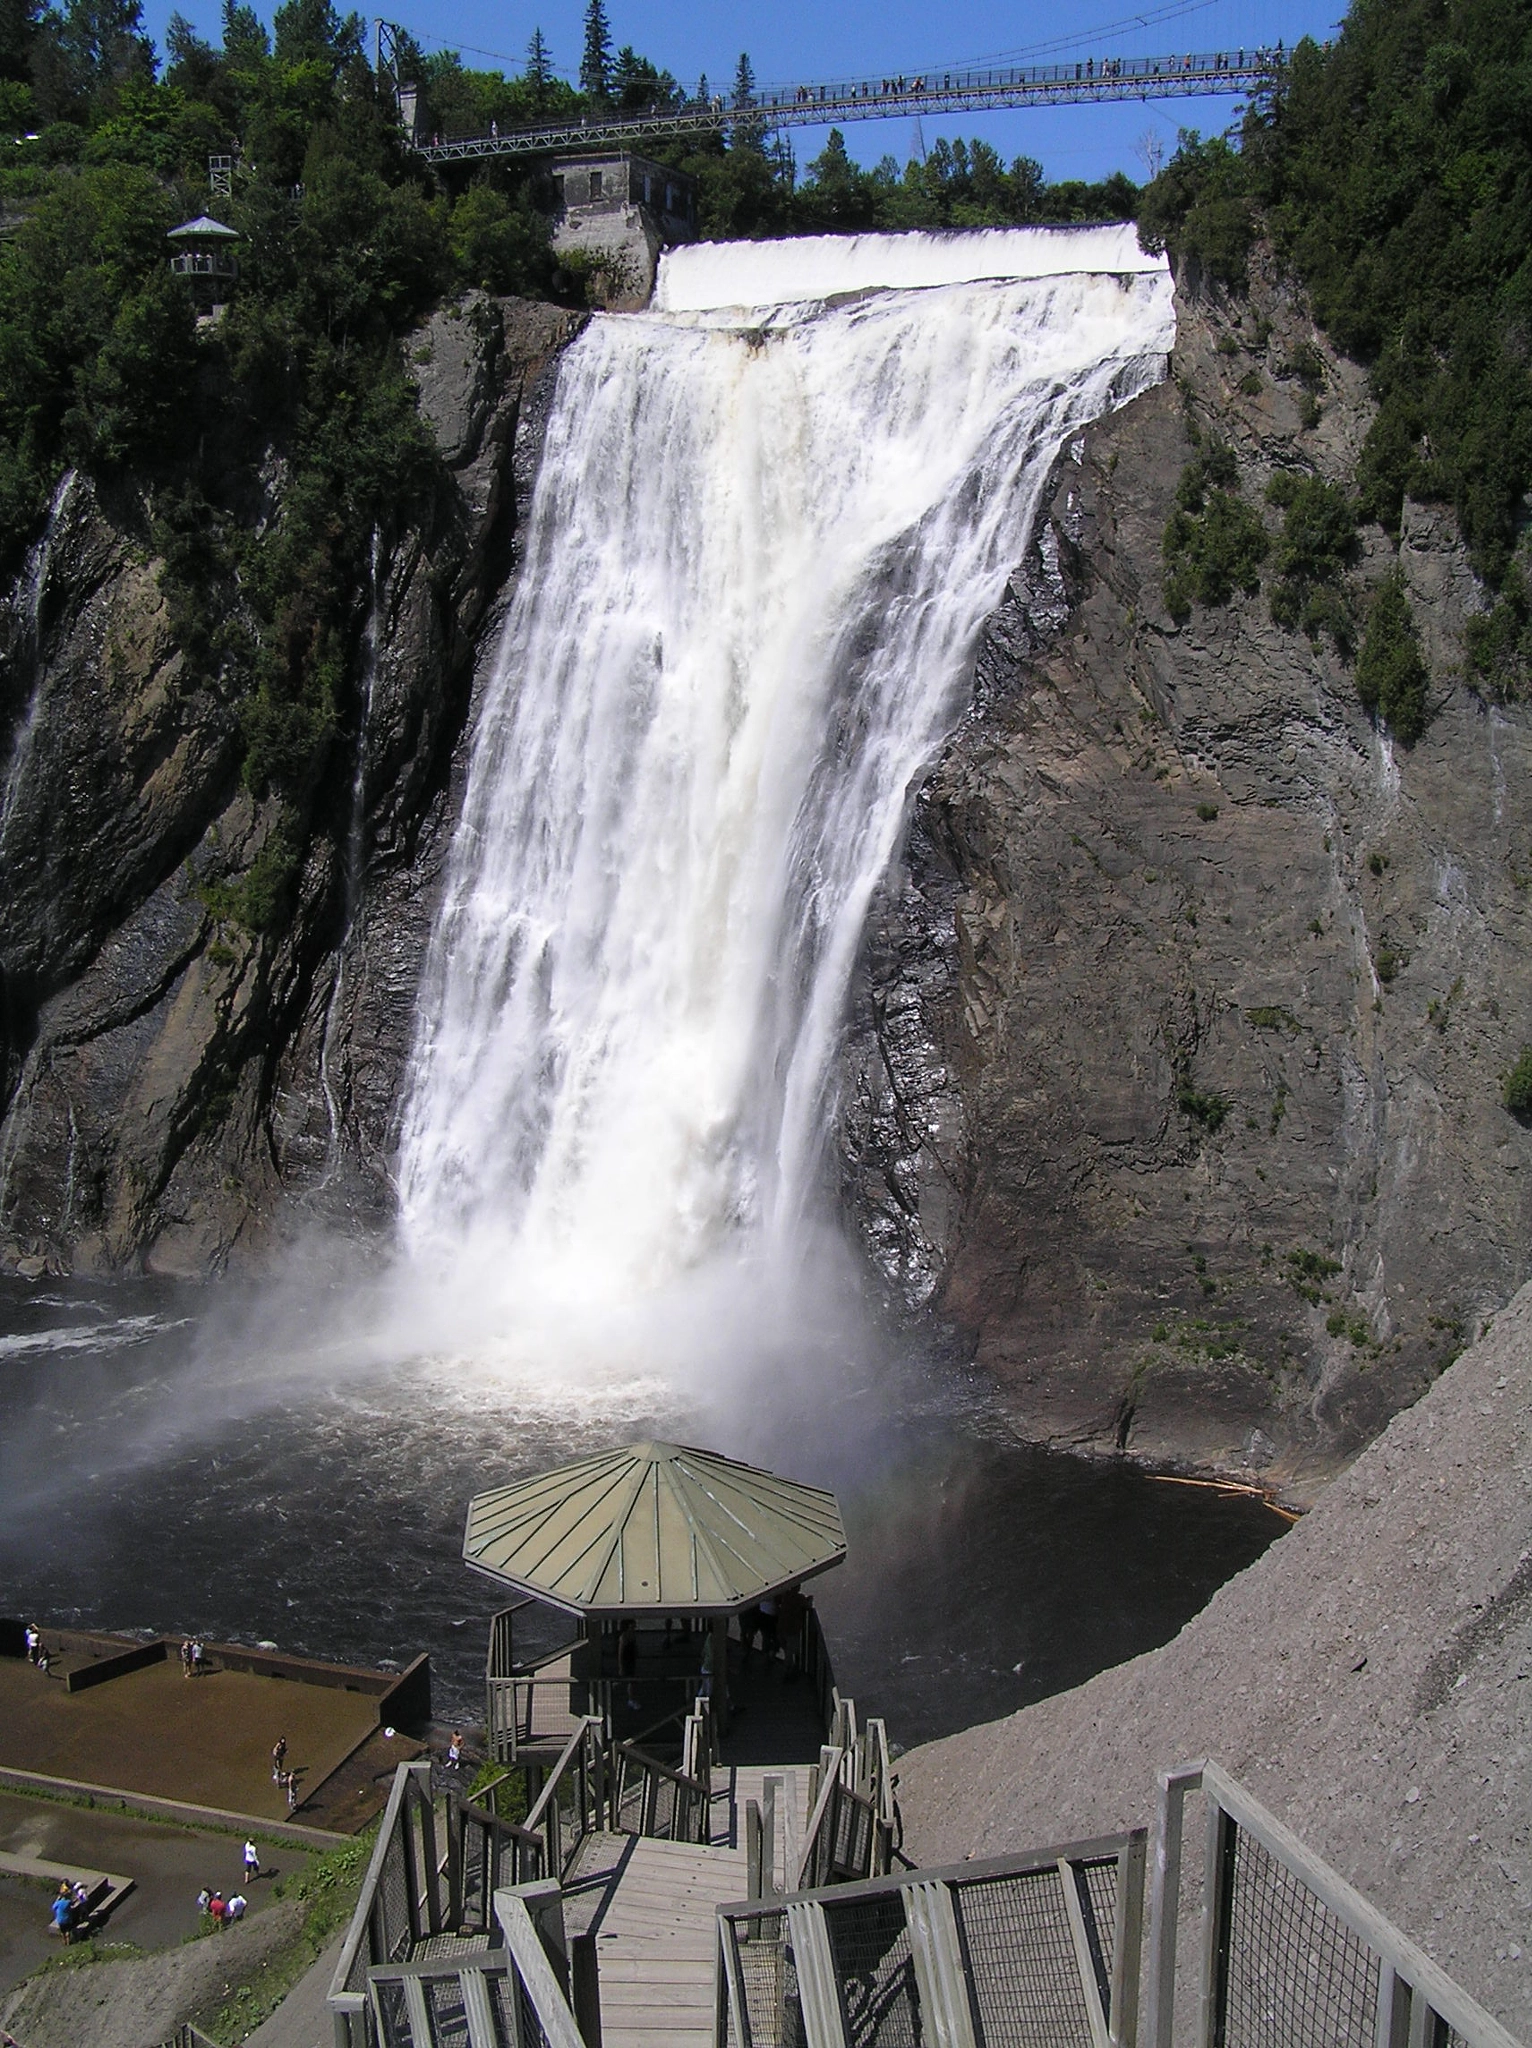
left=731, top=49, right=754, bottom=109
left=694, top=70, right=708, bottom=107
left=220, top=0, right=269, bottom=67
left=525, top=25, right=549, bottom=87
left=578, top=0, right=610, bottom=102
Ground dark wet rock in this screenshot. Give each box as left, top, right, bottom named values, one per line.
left=0, top=296, right=580, bottom=1276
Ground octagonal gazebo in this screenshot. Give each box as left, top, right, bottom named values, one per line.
left=465, top=1441, right=846, bottom=1747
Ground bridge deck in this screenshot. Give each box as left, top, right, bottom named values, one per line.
left=414, top=48, right=1287, bottom=163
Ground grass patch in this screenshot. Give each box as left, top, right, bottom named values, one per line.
left=203, top=1830, right=375, bottom=2044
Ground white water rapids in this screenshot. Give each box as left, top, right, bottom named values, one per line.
left=395, top=228, right=1173, bottom=1334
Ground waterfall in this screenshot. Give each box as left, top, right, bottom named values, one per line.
left=395, top=229, right=1173, bottom=1322
left=0, top=470, right=76, bottom=855
left=317, top=529, right=383, bottom=1174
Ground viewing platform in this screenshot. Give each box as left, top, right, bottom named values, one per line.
left=326, top=1439, right=1524, bottom=2048
left=0, top=1624, right=430, bottom=1833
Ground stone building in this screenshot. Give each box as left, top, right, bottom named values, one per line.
left=547, top=151, right=698, bottom=308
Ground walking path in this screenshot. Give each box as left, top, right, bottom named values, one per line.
left=562, top=1763, right=816, bottom=2048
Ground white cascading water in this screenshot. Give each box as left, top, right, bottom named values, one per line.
left=395, top=228, right=1173, bottom=1331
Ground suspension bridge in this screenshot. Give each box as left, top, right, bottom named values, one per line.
left=397, top=44, right=1287, bottom=165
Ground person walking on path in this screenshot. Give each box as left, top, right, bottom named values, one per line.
left=51, top=1885, right=73, bottom=1944
left=209, top=1890, right=226, bottom=1929
left=190, top=1638, right=204, bottom=1676
left=243, top=1839, right=260, bottom=1885
left=283, top=1771, right=298, bottom=1813
left=180, top=1638, right=194, bottom=1677
left=271, top=1735, right=287, bottom=1782
left=24, top=1623, right=40, bottom=1665
left=446, top=1732, right=462, bottom=1771
left=226, top=1893, right=247, bottom=1921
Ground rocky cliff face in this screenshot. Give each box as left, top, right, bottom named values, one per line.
left=841, top=250, right=1532, bottom=1493
left=0, top=295, right=580, bottom=1275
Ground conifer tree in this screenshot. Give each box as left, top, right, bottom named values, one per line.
left=525, top=24, right=550, bottom=88
left=731, top=49, right=754, bottom=108
left=579, top=0, right=610, bottom=102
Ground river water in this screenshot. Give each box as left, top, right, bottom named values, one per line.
left=0, top=1272, right=1284, bottom=1746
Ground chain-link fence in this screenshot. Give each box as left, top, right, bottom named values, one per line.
left=717, top=1832, right=1145, bottom=2048
left=1146, top=1762, right=1520, bottom=2048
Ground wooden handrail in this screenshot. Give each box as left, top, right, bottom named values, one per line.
left=615, top=1739, right=707, bottom=1797
left=523, top=1716, right=602, bottom=1837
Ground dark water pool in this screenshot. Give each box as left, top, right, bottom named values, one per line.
left=0, top=1272, right=1286, bottom=1748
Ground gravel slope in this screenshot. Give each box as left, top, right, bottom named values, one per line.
left=897, top=1282, right=1532, bottom=2035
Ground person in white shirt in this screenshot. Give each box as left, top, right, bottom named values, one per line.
left=225, top=1894, right=247, bottom=1921
left=243, top=1840, right=259, bottom=1883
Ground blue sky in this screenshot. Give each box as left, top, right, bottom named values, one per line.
left=142, top=0, right=1346, bottom=182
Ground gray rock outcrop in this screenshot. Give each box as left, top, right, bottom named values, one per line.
left=0, top=296, right=579, bottom=1274
left=841, top=250, right=1532, bottom=1490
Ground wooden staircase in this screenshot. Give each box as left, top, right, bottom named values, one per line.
left=561, top=1764, right=816, bottom=2048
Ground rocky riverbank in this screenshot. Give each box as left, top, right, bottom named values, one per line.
left=895, top=1277, right=1532, bottom=2038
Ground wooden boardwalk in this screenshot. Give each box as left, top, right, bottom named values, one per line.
left=565, top=1765, right=815, bottom=2048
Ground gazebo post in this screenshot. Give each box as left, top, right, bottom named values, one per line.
left=709, top=1616, right=730, bottom=1736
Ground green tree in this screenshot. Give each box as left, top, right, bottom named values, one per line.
left=578, top=0, right=609, bottom=102
left=1355, top=571, right=1430, bottom=743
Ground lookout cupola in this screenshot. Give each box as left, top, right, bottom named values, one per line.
left=166, top=214, right=240, bottom=288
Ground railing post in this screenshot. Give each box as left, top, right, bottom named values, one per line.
left=1143, top=1764, right=1201, bottom=2048
left=746, top=1800, right=763, bottom=1901
left=785, top=1900, right=850, bottom=2048
left=1110, top=1829, right=1147, bottom=2047
left=1198, top=1798, right=1238, bottom=2048
left=904, top=1880, right=979, bottom=2048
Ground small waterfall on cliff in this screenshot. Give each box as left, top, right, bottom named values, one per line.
left=317, top=530, right=384, bottom=1173
left=0, top=470, right=75, bottom=854
left=395, top=229, right=1172, bottom=1339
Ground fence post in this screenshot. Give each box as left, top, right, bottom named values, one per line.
left=763, top=1777, right=780, bottom=1895
left=904, top=1880, right=979, bottom=2048
left=1143, top=1763, right=1202, bottom=2048
left=1110, top=1829, right=1147, bottom=2047
left=785, top=1900, right=850, bottom=2048
left=746, top=1800, right=763, bottom=1901
left=1198, top=1799, right=1238, bottom=2048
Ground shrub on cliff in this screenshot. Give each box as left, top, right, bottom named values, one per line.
left=1465, top=566, right=1532, bottom=704
left=1356, top=571, right=1430, bottom=743
left=1505, top=1050, right=1532, bottom=1119
left=1265, top=472, right=1359, bottom=651
left=1162, top=444, right=1268, bottom=622
left=1137, top=132, right=1255, bottom=287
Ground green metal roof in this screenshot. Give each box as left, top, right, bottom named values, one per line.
left=462, top=1441, right=847, bottom=1616
left=167, top=215, right=240, bottom=240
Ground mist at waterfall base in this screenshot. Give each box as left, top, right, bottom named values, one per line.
left=0, top=1269, right=1285, bottom=1743
left=0, top=229, right=1288, bottom=1743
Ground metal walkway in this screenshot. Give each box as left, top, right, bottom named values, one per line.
left=413, top=47, right=1287, bottom=164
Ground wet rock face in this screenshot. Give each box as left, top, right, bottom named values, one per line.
left=0, top=295, right=581, bottom=1275
left=841, top=254, right=1532, bottom=1490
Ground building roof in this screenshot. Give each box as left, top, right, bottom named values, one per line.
left=167, top=216, right=240, bottom=241
left=462, top=1441, right=847, bottom=1616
